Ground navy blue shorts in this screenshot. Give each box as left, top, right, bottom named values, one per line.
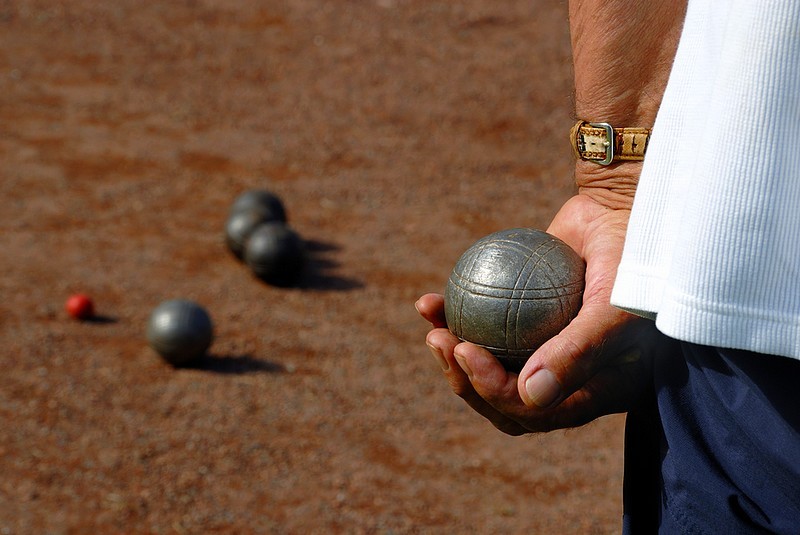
left=622, top=342, right=800, bottom=534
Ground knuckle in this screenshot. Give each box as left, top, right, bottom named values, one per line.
left=552, top=333, right=598, bottom=377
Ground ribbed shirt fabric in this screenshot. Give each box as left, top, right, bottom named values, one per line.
left=610, top=0, right=800, bottom=360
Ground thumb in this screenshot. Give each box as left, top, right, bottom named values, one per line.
left=517, top=301, right=638, bottom=408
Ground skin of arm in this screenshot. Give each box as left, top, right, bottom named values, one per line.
left=417, top=0, right=687, bottom=434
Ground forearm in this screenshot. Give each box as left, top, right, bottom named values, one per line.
left=569, top=0, right=687, bottom=204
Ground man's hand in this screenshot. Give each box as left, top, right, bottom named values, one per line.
left=417, top=189, right=677, bottom=434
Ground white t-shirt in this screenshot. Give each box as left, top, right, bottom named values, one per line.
left=610, top=0, right=800, bottom=360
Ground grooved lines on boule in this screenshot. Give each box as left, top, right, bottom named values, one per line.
left=506, top=237, right=565, bottom=358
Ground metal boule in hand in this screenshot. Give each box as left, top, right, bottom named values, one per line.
left=444, top=228, right=585, bottom=373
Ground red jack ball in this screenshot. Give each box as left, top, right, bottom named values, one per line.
left=66, top=294, right=95, bottom=320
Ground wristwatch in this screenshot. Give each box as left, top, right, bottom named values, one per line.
left=570, top=121, right=651, bottom=165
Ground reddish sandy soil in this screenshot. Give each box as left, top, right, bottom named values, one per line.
left=0, top=1, right=627, bottom=533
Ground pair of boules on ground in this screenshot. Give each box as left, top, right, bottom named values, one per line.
left=225, top=189, right=306, bottom=286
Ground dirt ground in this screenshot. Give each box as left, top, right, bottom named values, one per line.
left=0, top=1, right=628, bottom=533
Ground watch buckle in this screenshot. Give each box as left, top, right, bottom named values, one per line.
left=585, top=122, right=615, bottom=165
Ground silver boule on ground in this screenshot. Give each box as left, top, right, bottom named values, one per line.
left=146, top=299, right=214, bottom=366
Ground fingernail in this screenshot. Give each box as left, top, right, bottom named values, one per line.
left=525, top=369, right=561, bottom=408
left=453, top=350, right=472, bottom=378
left=427, top=343, right=449, bottom=371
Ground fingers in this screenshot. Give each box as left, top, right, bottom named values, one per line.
left=418, top=293, right=531, bottom=417
left=425, top=327, right=458, bottom=373
left=423, top=307, right=655, bottom=434
left=426, top=329, right=528, bottom=436
left=426, top=328, right=610, bottom=435
left=452, top=342, right=522, bottom=411
left=418, top=289, right=635, bottom=432
left=415, top=293, right=447, bottom=328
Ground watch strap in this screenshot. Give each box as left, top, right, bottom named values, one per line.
left=570, top=121, right=651, bottom=165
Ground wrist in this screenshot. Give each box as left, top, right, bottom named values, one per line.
left=574, top=160, right=641, bottom=211
left=570, top=120, right=646, bottom=211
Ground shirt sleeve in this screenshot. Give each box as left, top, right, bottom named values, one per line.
left=611, top=0, right=800, bottom=360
